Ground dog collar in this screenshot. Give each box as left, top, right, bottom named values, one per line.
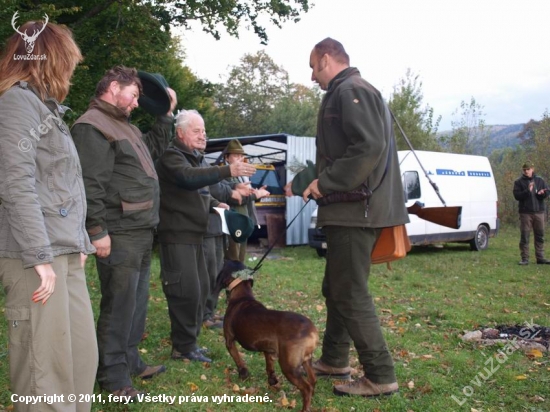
left=227, top=278, right=243, bottom=292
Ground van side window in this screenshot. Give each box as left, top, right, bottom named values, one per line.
left=403, top=171, right=420, bottom=200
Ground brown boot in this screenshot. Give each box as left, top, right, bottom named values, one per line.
left=311, top=359, right=351, bottom=380
left=109, top=386, right=142, bottom=402
left=333, top=376, right=399, bottom=397
left=137, top=364, right=166, bottom=380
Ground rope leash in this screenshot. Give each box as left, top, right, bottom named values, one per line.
left=252, top=198, right=312, bottom=272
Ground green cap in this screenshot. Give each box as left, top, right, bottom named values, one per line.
left=522, top=161, right=534, bottom=169
left=225, top=139, right=246, bottom=155
left=224, top=209, right=254, bottom=243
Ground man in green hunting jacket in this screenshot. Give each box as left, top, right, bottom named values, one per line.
left=301, top=38, right=409, bottom=398
left=72, top=66, right=177, bottom=398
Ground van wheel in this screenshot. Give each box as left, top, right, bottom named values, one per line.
left=316, top=248, right=327, bottom=257
left=470, top=225, right=489, bottom=251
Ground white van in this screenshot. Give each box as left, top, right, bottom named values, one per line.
left=308, top=150, right=499, bottom=256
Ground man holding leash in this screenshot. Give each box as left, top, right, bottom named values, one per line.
left=299, top=38, right=409, bottom=398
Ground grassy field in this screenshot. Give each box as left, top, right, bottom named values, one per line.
left=1, top=225, right=549, bottom=412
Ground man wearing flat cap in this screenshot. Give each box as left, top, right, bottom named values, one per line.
left=513, top=161, right=550, bottom=265
left=72, top=65, right=177, bottom=398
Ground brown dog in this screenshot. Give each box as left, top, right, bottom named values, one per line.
left=216, top=260, right=319, bottom=412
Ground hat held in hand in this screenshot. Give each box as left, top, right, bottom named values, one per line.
left=214, top=208, right=254, bottom=243
left=291, top=160, right=317, bottom=196
left=137, top=71, right=170, bottom=115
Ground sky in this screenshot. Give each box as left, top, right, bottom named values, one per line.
left=177, top=0, right=550, bottom=131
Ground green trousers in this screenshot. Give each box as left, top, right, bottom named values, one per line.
left=321, top=225, right=396, bottom=384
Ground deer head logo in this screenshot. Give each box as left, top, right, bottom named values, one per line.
left=12, top=12, right=49, bottom=54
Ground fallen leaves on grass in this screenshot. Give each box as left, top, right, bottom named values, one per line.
left=526, top=348, right=543, bottom=359
left=277, top=391, right=297, bottom=409
left=188, top=382, right=199, bottom=391
left=515, top=374, right=528, bottom=380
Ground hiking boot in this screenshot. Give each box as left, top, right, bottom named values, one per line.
left=109, top=386, right=142, bottom=402
left=171, top=348, right=212, bottom=363
left=518, top=260, right=529, bottom=265
left=203, top=318, right=223, bottom=329
left=312, top=359, right=351, bottom=380
left=137, top=364, right=166, bottom=380
left=537, top=258, right=550, bottom=264
left=333, top=376, right=399, bottom=398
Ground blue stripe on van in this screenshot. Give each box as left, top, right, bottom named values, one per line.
left=435, top=169, right=491, bottom=177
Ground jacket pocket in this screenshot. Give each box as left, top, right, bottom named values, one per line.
left=5, top=307, right=30, bottom=345
left=161, top=269, right=183, bottom=298
left=118, top=186, right=154, bottom=228
left=323, top=107, right=341, bottom=127
left=42, top=197, right=79, bottom=247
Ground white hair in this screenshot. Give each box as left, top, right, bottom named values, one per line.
left=175, top=109, right=202, bottom=132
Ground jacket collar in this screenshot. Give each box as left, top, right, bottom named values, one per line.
left=88, top=98, right=129, bottom=122
left=173, top=137, right=203, bottom=160
left=18, top=81, right=69, bottom=118
left=326, top=67, right=360, bottom=93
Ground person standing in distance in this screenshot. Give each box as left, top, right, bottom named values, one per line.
left=513, top=161, right=550, bottom=265
left=0, top=20, right=98, bottom=411
left=301, top=38, right=409, bottom=398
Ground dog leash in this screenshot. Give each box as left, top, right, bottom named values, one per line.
left=252, top=198, right=312, bottom=272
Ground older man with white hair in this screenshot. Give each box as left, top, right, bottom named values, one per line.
left=156, top=109, right=256, bottom=362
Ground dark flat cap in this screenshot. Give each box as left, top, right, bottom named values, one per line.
left=137, top=71, right=170, bottom=115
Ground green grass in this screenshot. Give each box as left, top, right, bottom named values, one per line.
left=1, top=225, right=549, bottom=412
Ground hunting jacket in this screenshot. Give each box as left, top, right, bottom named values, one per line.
left=71, top=99, right=173, bottom=240
left=513, top=174, right=549, bottom=214
left=0, top=83, right=94, bottom=268
left=156, top=139, right=231, bottom=244
left=316, top=67, right=409, bottom=228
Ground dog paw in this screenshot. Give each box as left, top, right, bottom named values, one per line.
left=268, top=375, right=279, bottom=386
left=238, top=368, right=250, bottom=380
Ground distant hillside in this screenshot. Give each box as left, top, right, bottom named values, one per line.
left=438, top=123, right=523, bottom=155
left=487, top=124, right=524, bottom=150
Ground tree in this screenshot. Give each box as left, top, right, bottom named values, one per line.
left=517, top=119, right=539, bottom=148
left=265, top=83, right=321, bottom=137
left=442, top=97, right=491, bottom=155
left=1, top=0, right=311, bottom=44
left=388, top=69, right=441, bottom=151
left=164, top=0, right=311, bottom=44
left=0, top=0, right=313, bottom=125
left=212, top=51, right=289, bottom=137
left=210, top=51, right=321, bottom=138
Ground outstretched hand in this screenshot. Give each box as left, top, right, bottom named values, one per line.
left=229, top=162, right=256, bottom=177
left=254, top=185, right=270, bottom=199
